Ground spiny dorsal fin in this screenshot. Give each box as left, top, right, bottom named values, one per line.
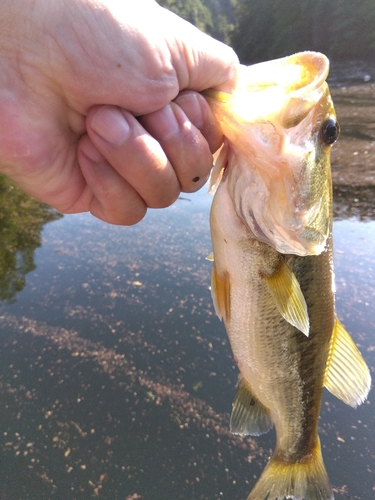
left=263, top=260, right=310, bottom=336
left=211, top=263, right=230, bottom=323
left=230, top=378, right=273, bottom=436
left=324, top=318, right=371, bottom=407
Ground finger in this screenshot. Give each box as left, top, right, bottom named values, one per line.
left=139, top=100, right=214, bottom=192
left=78, top=134, right=147, bottom=225
left=86, top=105, right=181, bottom=208
left=173, top=91, right=223, bottom=153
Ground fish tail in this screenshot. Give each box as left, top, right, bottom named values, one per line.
left=247, top=438, right=334, bottom=500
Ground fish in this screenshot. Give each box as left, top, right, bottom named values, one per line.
left=203, top=52, right=371, bottom=500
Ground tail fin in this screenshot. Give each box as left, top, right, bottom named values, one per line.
left=247, top=439, right=334, bottom=500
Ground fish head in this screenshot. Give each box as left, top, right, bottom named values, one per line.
left=205, top=52, right=339, bottom=256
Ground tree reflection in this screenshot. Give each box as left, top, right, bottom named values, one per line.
left=0, top=174, right=62, bottom=302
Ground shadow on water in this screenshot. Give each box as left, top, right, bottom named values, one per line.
left=0, top=70, right=374, bottom=500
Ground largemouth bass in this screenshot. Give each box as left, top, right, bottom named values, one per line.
left=204, top=52, right=371, bottom=500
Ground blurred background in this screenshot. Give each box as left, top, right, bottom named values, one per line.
left=157, top=0, right=375, bottom=63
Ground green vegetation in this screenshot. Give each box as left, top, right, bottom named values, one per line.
left=158, top=0, right=213, bottom=34
left=231, top=0, right=375, bottom=63
left=0, top=175, right=62, bottom=302
left=158, top=0, right=375, bottom=62
left=157, top=0, right=236, bottom=44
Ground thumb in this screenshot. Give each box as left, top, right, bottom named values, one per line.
left=164, top=9, right=239, bottom=94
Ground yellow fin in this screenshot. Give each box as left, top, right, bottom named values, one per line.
left=248, top=438, right=333, bottom=500
left=205, top=252, right=214, bottom=262
left=324, top=318, right=371, bottom=407
left=208, top=141, right=228, bottom=195
left=263, top=260, right=309, bottom=336
left=230, top=378, right=272, bottom=436
left=211, top=263, right=230, bottom=322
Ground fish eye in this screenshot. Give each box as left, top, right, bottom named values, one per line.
left=321, top=119, right=340, bottom=145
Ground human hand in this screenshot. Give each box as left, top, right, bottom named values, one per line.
left=0, top=0, right=238, bottom=224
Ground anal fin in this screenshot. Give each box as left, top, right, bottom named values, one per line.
left=263, top=259, right=310, bottom=336
left=324, top=317, right=371, bottom=407
left=230, top=378, right=273, bottom=436
left=211, top=263, right=230, bottom=323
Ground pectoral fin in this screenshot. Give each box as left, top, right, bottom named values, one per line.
left=211, top=264, right=230, bottom=323
left=324, top=318, right=371, bottom=407
left=263, top=260, right=310, bottom=336
left=230, top=378, right=273, bottom=436
left=205, top=252, right=214, bottom=262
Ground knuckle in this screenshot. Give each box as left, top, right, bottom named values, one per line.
left=149, top=188, right=179, bottom=209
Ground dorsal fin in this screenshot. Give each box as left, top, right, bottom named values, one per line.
left=230, top=378, right=273, bottom=436
left=324, top=318, right=371, bottom=407
left=263, top=259, right=310, bottom=336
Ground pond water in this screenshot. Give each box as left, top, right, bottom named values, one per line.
left=0, top=190, right=374, bottom=500
left=0, top=78, right=375, bottom=500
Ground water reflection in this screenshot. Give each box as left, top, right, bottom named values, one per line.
left=0, top=190, right=374, bottom=499
left=0, top=175, right=62, bottom=303
left=0, top=203, right=263, bottom=499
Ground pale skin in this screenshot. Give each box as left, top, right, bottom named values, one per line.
left=0, top=0, right=238, bottom=225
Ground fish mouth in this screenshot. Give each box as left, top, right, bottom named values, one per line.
left=204, top=52, right=330, bottom=146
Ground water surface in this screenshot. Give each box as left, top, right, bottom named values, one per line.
left=1, top=72, right=375, bottom=500
left=0, top=189, right=374, bottom=500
